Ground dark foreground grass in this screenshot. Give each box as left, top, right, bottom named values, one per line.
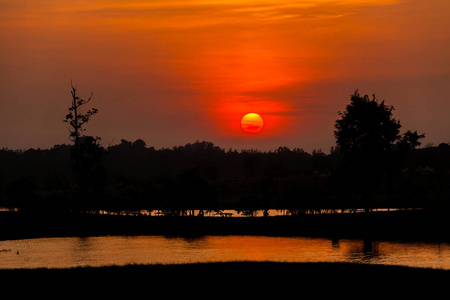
left=0, top=262, right=448, bottom=296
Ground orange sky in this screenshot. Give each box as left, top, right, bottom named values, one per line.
left=1, top=0, right=449, bottom=152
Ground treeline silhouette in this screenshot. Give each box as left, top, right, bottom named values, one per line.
left=1, top=140, right=449, bottom=214
left=2, top=88, right=449, bottom=216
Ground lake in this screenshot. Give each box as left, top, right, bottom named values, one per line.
left=0, top=235, right=449, bottom=270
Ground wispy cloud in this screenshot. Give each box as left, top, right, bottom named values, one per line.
left=2, top=0, right=401, bottom=28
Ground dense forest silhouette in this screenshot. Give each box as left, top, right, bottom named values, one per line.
left=2, top=139, right=449, bottom=214
left=1, top=90, right=449, bottom=215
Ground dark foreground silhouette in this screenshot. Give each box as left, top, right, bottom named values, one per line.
left=0, top=262, right=448, bottom=296
left=1, top=208, right=448, bottom=243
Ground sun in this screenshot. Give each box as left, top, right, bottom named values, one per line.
left=241, top=113, right=264, bottom=134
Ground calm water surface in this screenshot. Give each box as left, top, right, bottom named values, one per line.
left=0, top=236, right=449, bottom=270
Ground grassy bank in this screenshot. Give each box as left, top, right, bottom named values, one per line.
left=0, top=262, right=449, bottom=295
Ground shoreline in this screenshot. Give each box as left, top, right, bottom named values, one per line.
left=0, top=262, right=449, bottom=293
left=0, top=209, right=448, bottom=243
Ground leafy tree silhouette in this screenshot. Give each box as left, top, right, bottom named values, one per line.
left=335, top=90, right=401, bottom=158
left=334, top=90, right=424, bottom=212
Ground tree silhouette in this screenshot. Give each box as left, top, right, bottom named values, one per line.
left=76, top=136, right=105, bottom=196
left=334, top=90, right=424, bottom=212
left=63, top=82, right=103, bottom=209
left=2, top=138, right=448, bottom=212
left=396, top=130, right=426, bottom=153
left=334, top=90, right=401, bottom=159
left=63, top=82, right=99, bottom=173
left=5, top=177, right=38, bottom=211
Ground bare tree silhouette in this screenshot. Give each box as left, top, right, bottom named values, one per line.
left=63, top=82, right=103, bottom=209
left=63, top=81, right=99, bottom=172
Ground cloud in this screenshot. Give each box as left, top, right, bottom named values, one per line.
left=16, top=0, right=402, bottom=28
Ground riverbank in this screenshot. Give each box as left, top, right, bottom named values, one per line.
left=0, top=209, right=448, bottom=242
left=0, top=262, right=449, bottom=295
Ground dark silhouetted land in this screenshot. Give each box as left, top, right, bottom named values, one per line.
left=1, top=208, right=448, bottom=243
left=0, top=262, right=448, bottom=296
left=1, top=141, right=449, bottom=213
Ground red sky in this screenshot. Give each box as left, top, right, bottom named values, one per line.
left=1, top=0, right=449, bottom=152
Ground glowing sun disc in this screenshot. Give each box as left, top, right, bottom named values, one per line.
left=241, top=113, right=264, bottom=133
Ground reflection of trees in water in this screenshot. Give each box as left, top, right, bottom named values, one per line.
left=342, top=240, right=382, bottom=261
left=161, top=235, right=210, bottom=251
left=331, top=239, right=340, bottom=249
